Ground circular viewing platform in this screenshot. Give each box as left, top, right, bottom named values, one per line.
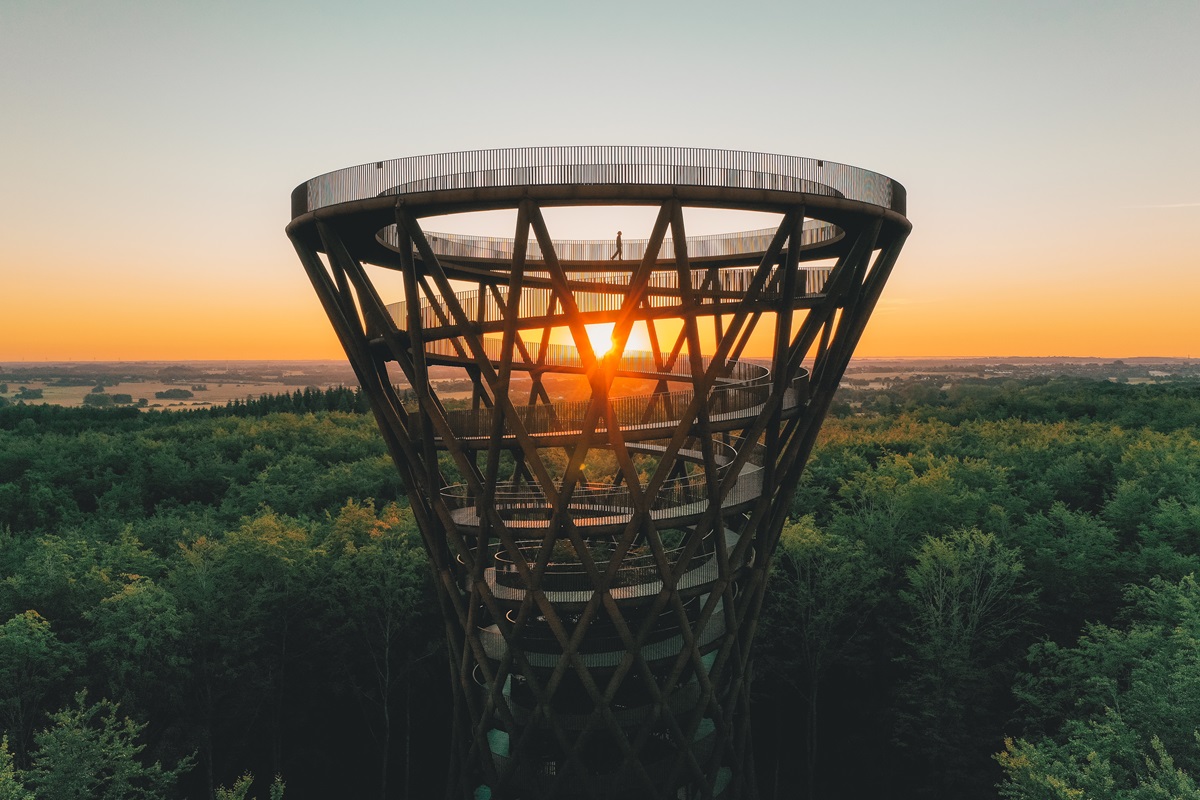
left=291, top=145, right=905, bottom=218
left=287, top=145, right=908, bottom=273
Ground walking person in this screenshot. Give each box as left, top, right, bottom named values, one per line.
left=610, top=230, right=622, bottom=260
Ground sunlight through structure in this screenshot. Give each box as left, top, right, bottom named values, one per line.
left=286, top=147, right=910, bottom=799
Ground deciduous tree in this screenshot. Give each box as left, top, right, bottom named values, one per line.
left=760, top=516, right=884, bottom=798
left=25, top=691, right=191, bottom=800
left=0, top=611, right=77, bottom=765
left=896, top=528, right=1033, bottom=796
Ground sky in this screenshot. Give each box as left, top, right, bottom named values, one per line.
left=1, top=0, right=1197, bottom=361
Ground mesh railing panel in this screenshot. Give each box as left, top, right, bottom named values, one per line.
left=292, top=145, right=903, bottom=218
left=380, top=222, right=839, bottom=262
left=384, top=265, right=832, bottom=335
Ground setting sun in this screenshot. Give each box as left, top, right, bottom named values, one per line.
left=584, top=322, right=616, bottom=357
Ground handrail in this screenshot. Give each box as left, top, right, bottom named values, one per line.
left=291, top=146, right=904, bottom=219
left=379, top=222, right=840, bottom=263
left=494, top=540, right=695, bottom=574
left=443, top=441, right=766, bottom=531
left=384, top=263, right=817, bottom=442
left=384, top=265, right=833, bottom=336
left=477, top=598, right=727, bottom=667
left=483, top=529, right=750, bottom=600
left=505, top=617, right=690, bottom=657
left=492, top=536, right=706, bottom=595
left=400, top=328, right=769, bottom=382
left=443, top=438, right=740, bottom=508
left=436, top=370, right=806, bottom=442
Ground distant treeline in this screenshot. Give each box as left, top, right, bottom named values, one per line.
left=832, top=374, right=1200, bottom=431
left=202, top=385, right=371, bottom=417
left=205, top=375, right=1200, bottom=428
left=197, top=375, right=1200, bottom=428
left=0, top=386, right=371, bottom=418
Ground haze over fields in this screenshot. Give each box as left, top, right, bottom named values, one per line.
left=3, top=357, right=1197, bottom=412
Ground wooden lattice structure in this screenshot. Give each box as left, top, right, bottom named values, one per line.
left=286, top=147, right=910, bottom=799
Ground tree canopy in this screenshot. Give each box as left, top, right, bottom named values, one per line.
left=0, top=377, right=1198, bottom=798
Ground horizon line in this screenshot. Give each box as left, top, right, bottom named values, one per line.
left=1, top=355, right=1195, bottom=366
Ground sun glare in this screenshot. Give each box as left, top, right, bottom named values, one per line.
left=584, top=323, right=616, bottom=357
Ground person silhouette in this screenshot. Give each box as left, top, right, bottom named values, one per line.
left=610, top=230, right=623, bottom=260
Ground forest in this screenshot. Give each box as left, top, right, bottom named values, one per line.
left=1, top=377, right=1199, bottom=799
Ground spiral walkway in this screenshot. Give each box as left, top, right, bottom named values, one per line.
left=288, top=145, right=910, bottom=800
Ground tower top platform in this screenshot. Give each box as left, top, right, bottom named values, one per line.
left=287, top=146, right=908, bottom=271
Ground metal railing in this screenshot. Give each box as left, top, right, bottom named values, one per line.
left=444, top=437, right=743, bottom=509
left=482, top=534, right=752, bottom=603
left=486, top=528, right=746, bottom=598
left=291, top=146, right=904, bottom=219
left=444, top=441, right=766, bottom=531
left=477, top=598, right=726, bottom=667
left=384, top=265, right=833, bottom=334
left=398, top=318, right=770, bottom=382
left=379, top=222, right=840, bottom=262
left=502, top=605, right=688, bottom=653
left=439, top=368, right=805, bottom=440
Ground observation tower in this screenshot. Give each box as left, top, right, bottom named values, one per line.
left=286, top=147, right=909, bottom=799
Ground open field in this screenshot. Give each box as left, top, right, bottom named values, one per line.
left=0, top=380, right=335, bottom=409
left=0, top=361, right=363, bottom=410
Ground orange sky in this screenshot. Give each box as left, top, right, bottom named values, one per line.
left=3, top=3, right=1197, bottom=362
